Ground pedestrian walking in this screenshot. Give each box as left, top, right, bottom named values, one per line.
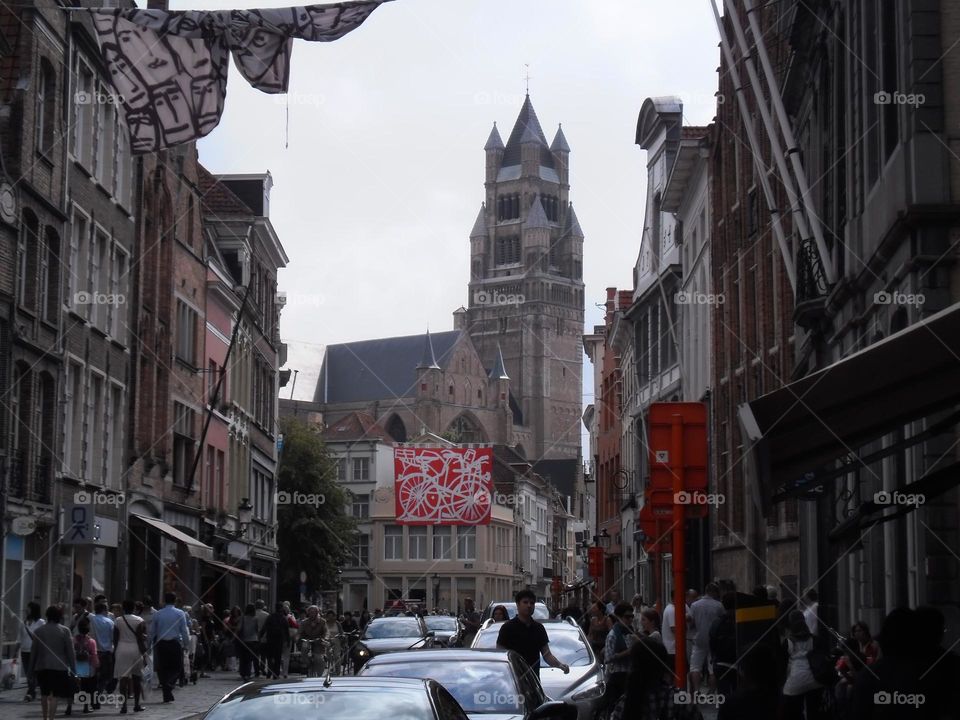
left=639, top=608, right=662, bottom=644
left=90, top=602, right=116, bottom=701
left=148, top=593, right=189, bottom=703
left=781, top=610, right=825, bottom=720
left=601, top=602, right=638, bottom=715
left=586, top=601, right=612, bottom=660
left=113, top=599, right=146, bottom=714
left=17, top=601, right=44, bottom=702
left=259, top=603, right=290, bottom=679
left=68, top=616, right=100, bottom=715
left=282, top=602, right=298, bottom=677
left=236, top=604, right=260, bottom=681
left=254, top=600, right=269, bottom=676
left=460, top=598, right=481, bottom=647
left=689, top=582, right=724, bottom=692
left=495, top=589, right=569, bottom=682
left=709, top=592, right=738, bottom=700
left=30, top=605, right=76, bottom=720
left=610, top=636, right=673, bottom=720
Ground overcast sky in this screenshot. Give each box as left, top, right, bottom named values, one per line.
left=174, top=0, right=720, bottom=410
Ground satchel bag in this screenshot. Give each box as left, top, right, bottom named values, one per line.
left=124, top=616, right=148, bottom=655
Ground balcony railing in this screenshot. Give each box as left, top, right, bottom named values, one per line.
left=794, top=237, right=829, bottom=329
left=8, top=449, right=27, bottom=498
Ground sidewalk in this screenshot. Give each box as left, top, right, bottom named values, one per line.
left=0, top=671, right=245, bottom=720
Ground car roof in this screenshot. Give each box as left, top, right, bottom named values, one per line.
left=221, top=676, right=433, bottom=699
left=364, top=648, right=514, bottom=665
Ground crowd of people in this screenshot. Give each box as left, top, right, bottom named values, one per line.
left=15, top=584, right=959, bottom=720
left=548, top=584, right=959, bottom=720
left=12, top=591, right=432, bottom=720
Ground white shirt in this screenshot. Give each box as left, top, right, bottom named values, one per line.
left=18, top=618, right=45, bottom=652
left=803, top=603, right=819, bottom=634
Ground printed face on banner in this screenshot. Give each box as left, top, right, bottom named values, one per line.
left=394, top=447, right=493, bottom=525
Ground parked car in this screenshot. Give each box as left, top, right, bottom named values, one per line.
left=471, top=621, right=603, bottom=720
left=352, top=615, right=434, bottom=669
left=359, top=648, right=576, bottom=720
left=198, top=676, right=469, bottom=720
left=425, top=615, right=464, bottom=647
left=479, top=601, right=550, bottom=622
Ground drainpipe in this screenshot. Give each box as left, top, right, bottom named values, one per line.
left=709, top=0, right=797, bottom=292
left=741, top=0, right=837, bottom=284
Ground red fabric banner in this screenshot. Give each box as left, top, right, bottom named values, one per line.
left=394, top=447, right=493, bottom=525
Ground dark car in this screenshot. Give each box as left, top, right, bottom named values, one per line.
left=480, top=602, right=551, bottom=623
left=352, top=615, right=435, bottom=668
left=425, top=615, right=464, bottom=647
left=359, top=649, right=576, bottom=720
left=199, top=676, right=469, bottom=720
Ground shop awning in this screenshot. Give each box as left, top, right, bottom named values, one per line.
left=131, top=514, right=214, bottom=561
left=739, top=303, right=960, bottom=506
left=201, top=558, right=271, bottom=583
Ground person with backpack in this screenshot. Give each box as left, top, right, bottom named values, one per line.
left=68, top=616, right=100, bottom=716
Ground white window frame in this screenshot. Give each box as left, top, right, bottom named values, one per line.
left=408, top=526, right=427, bottom=560
left=384, top=525, right=403, bottom=561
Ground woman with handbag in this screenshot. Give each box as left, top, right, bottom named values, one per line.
left=30, top=605, right=77, bottom=720
left=781, top=610, right=826, bottom=720
left=113, top=599, right=146, bottom=714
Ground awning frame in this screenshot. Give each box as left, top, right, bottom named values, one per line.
left=201, top=558, right=271, bottom=583
left=131, top=513, right=214, bottom=561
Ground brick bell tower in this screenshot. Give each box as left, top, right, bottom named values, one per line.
left=464, top=95, right=584, bottom=461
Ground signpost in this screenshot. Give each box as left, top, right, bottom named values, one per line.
left=646, top=402, right=708, bottom=689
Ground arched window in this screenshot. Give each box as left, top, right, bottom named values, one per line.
left=386, top=415, right=407, bottom=443
left=36, top=60, right=56, bottom=153
left=445, top=414, right=486, bottom=444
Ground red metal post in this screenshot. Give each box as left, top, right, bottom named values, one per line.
left=672, top=413, right=687, bottom=690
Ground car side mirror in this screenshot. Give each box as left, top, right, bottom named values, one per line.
left=528, top=700, right=577, bottom=720
left=425, top=630, right=435, bottom=637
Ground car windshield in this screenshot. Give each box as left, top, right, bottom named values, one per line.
left=362, top=660, right=522, bottom=713
left=424, top=617, right=457, bottom=631
left=474, top=624, right=592, bottom=667
left=486, top=603, right=549, bottom=620
left=203, top=689, right=433, bottom=720
left=363, top=619, right=423, bottom=639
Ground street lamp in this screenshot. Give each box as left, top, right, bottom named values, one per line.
left=237, top=498, right=254, bottom=537
left=594, top=529, right=612, bottom=549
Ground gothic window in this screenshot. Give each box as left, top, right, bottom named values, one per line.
left=543, top=195, right=560, bottom=222
left=36, top=60, right=56, bottom=154
left=497, top=194, right=521, bottom=221
left=495, top=236, right=520, bottom=265
left=446, top=414, right=485, bottom=444
left=17, top=211, right=39, bottom=311
left=386, top=416, right=407, bottom=445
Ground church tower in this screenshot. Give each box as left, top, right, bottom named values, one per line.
left=465, top=96, right=584, bottom=461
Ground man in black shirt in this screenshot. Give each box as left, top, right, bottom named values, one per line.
left=496, top=589, right=569, bottom=680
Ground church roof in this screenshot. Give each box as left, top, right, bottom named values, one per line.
left=563, top=202, right=584, bottom=238
left=321, top=412, right=393, bottom=444
left=470, top=204, right=488, bottom=238
left=525, top=194, right=551, bottom=230
left=314, top=331, right=461, bottom=403
left=489, top=344, right=509, bottom=380
left=550, top=124, right=570, bottom=153
left=484, top=123, right=504, bottom=151
left=501, top=95, right=555, bottom=169
left=417, top=330, right=441, bottom=370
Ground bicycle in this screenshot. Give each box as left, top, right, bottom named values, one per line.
left=323, top=636, right=341, bottom=677
left=300, top=638, right=330, bottom=678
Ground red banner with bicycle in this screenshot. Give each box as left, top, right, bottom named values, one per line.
left=394, top=446, right=493, bottom=525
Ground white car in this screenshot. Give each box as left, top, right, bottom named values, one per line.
left=471, top=620, right=604, bottom=720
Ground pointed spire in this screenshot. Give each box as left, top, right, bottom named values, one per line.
left=502, top=94, right=551, bottom=167
left=470, top=204, right=488, bottom=239
left=484, top=122, right=504, bottom=151
left=551, top=124, right=570, bottom=153
left=563, top=202, right=583, bottom=238
left=489, top=344, right=509, bottom=380
left=416, top=330, right=441, bottom=370
left=525, top=194, right=550, bottom=230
